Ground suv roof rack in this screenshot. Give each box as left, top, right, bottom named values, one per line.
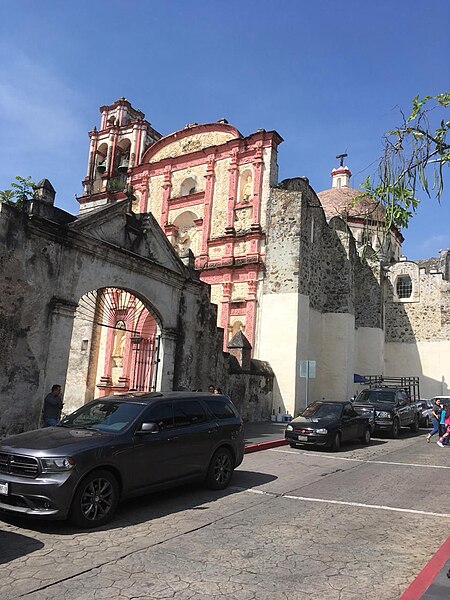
left=357, top=376, right=420, bottom=401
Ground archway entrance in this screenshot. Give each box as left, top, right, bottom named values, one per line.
left=64, top=287, right=161, bottom=412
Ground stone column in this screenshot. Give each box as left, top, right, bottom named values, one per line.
left=200, top=156, right=216, bottom=258
left=251, top=143, right=264, bottom=228
left=225, top=148, right=238, bottom=234
left=161, top=166, right=172, bottom=227
left=158, top=328, right=178, bottom=391
left=43, top=299, right=78, bottom=406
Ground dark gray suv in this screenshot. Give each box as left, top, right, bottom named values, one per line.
left=0, top=392, right=244, bottom=528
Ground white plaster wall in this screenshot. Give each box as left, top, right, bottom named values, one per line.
left=351, top=327, right=385, bottom=396
left=300, top=305, right=321, bottom=409
left=354, top=327, right=384, bottom=376
left=256, top=292, right=300, bottom=416
left=385, top=341, right=450, bottom=398
left=319, top=313, right=356, bottom=401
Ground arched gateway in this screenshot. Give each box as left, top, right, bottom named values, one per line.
left=0, top=197, right=228, bottom=434
left=64, top=287, right=162, bottom=413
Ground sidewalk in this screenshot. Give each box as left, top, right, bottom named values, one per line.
left=244, top=420, right=288, bottom=453
left=400, top=536, right=450, bottom=599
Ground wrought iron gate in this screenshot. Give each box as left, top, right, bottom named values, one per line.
left=130, top=335, right=160, bottom=391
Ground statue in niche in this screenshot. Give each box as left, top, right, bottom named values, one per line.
left=111, top=323, right=126, bottom=385
left=241, top=175, right=252, bottom=203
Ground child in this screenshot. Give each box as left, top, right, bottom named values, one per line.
left=437, top=409, right=450, bottom=447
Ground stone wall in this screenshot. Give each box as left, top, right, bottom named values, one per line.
left=386, top=261, right=450, bottom=343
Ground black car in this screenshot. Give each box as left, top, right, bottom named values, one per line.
left=352, top=387, right=420, bottom=438
left=0, top=392, right=244, bottom=528
left=285, top=400, right=371, bottom=451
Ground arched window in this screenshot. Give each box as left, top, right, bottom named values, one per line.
left=337, top=178, right=342, bottom=189
left=180, top=177, right=196, bottom=196
left=396, top=275, right=412, bottom=299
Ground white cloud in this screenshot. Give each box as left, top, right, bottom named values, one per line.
left=419, top=234, right=450, bottom=253
left=0, top=49, right=83, bottom=148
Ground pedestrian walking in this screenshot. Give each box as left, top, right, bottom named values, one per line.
left=439, top=403, right=447, bottom=437
left=42, top=384, right=63, bottom=427
left=426, top=398, right=442, bottom=442
left=214, top=387, right=222, bottom=395
left=437, top=410, right=450, bottom=447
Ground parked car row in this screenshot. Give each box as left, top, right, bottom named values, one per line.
left=0, top=388, right=444, bottom=529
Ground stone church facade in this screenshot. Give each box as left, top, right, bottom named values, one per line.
left=2, top=97, right=450, bottom=434
left=74, top=98, right=450, bottom=414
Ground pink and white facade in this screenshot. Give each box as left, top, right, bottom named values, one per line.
left=78, top=99, right=282, bottom=353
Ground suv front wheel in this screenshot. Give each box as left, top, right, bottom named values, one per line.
left=390, top=418, right=400, bottom=439
left=205, top=447, right=234, bottom=490
left=70, top=469, right=119, bottom=528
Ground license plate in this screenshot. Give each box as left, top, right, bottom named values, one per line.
left=297, top=435, right=308, bottom=441
left=0, top=481, right=8, bottom=495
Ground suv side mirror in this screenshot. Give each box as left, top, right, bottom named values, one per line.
left=137, top=422, right=159, bottom=434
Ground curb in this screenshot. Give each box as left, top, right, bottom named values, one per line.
left=399, top=535, right=450, bottom=599
left=244, top=439, right=288, bottom=454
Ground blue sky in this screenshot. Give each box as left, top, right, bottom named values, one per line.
left=1, top=0, right=449, bottom=259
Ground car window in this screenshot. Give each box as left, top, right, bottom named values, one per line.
left=174, top=400, right=210, bottom=427
left=145, top=402, right=174, bottom=430
left=59, top=401, right=144, bottom=432
left=357, top=390, right=396, bottom=404
left=301, top=403, right=342, bottom=418
left=207, top=398, right=237, bottom=419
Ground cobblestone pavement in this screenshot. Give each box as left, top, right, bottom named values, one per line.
left=0, top=430, right=449, bottom=599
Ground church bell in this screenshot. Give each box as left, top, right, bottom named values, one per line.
left=96, top=159, right=106, bottom=173
left=118, top=158, right=129, bottom=173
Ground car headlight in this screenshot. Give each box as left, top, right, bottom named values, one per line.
left=315, top=428, right=328, bottom=434
left=286, top=425, right=293, bottom=431
left=40, top=457, right=76, bottom=472
left=376, top=411, right=392, bottom=419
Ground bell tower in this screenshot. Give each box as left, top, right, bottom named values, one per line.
left=79, top=98, right=161, bottom=211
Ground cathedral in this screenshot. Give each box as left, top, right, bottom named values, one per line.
left=70, top=98, right=450, bottom=413
left=1, top=97, right=450, bottom=434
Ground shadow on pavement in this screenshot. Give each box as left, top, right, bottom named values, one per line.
left=0, top=530, right=44, bottom=564
left=0, top=470, right=277, bottom=536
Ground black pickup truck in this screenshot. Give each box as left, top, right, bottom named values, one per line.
left=353, top=387, right=421, bottom=438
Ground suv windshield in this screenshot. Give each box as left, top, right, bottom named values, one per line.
left=59, top=401, right=144, bottom=432
left=356, top=390, right=396, bottom=404
left=301, top=403, right=342, bottom=418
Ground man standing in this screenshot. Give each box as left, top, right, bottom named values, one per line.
left=42, top=385, right=63, bottom=427
left=426, top=397, right=442, bottom=442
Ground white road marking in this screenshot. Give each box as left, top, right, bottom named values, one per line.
left=271, top=448, right=450, bottom=470
left=279, top=494, right=450, bottom=518
left=231, top=486, right=450, bottom=518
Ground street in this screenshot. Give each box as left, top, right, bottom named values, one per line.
left=0, top=430, right=449, bottom=600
